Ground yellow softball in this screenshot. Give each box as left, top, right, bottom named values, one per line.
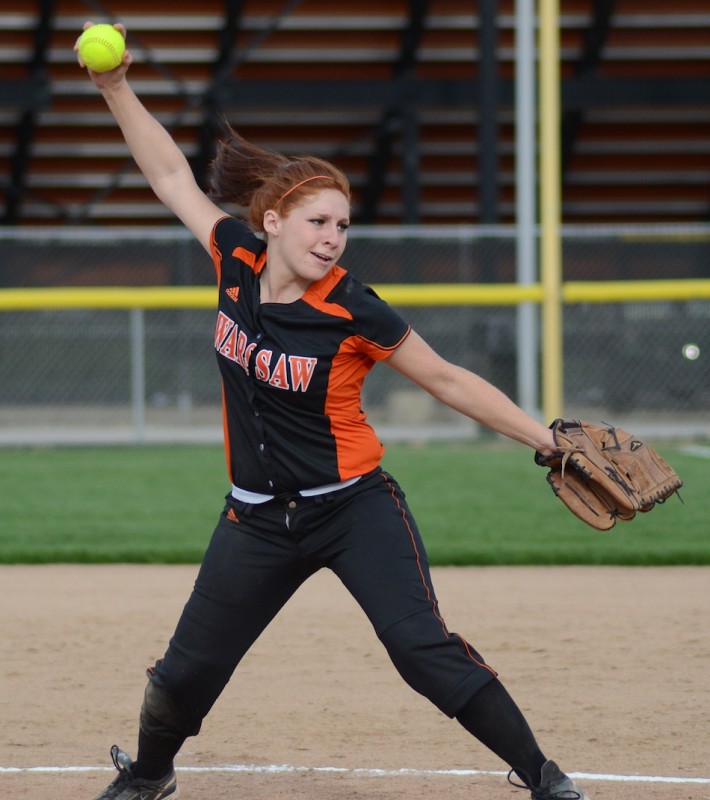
left=78, top=24, right=125, bottom=73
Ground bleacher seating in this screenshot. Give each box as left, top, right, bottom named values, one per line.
left=1, top=0, right=709, bottom=226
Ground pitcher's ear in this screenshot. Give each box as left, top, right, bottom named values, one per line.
left=262, top=208, right=280, bottom=235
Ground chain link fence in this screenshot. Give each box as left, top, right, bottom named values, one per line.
left=1, top=225, right=708, bottom=445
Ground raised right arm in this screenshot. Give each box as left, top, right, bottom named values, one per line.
left=76, top=23, right=225, bottom=252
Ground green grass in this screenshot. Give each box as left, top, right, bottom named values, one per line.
left=0, top=445, right=225, bottom=563
left=0, top=442, right=706, bottom=565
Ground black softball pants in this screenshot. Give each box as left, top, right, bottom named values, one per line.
left=143, top=468, right=497, bottom=743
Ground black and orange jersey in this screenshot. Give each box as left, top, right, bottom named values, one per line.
left=209, top=216, right=411, bottom=494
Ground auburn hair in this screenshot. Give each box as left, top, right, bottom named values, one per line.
left=208, top=124, right=351, bottom=232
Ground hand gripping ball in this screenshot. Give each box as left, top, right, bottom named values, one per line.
left=78, top=24, right=125, bottom=73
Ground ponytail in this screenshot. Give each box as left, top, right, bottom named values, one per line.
left=208, top=125, right=350, bottom=231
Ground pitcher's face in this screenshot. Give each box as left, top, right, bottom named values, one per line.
left=265, top=189, right=350, bottom=284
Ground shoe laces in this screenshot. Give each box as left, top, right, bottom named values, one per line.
left=110, top=745, right=134, bottom=780
left=507, top=769, right=582, bottom=800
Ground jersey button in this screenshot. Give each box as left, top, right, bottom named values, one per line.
left=287, top=500, right=297, bottom=509
left=259, top=444, right=265, bottom=451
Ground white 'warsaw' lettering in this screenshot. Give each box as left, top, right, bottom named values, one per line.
left=214, top=312, right=317, bottom=392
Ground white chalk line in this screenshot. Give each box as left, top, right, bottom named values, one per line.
left=1, top=763, right=708, bottom=785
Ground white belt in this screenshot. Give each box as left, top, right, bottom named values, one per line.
left=231, top=475, right=361, bottom=505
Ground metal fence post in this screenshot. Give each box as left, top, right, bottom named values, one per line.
left=130, top=307, right=146, bottom=441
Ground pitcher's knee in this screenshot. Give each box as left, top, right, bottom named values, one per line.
left=140, top=655, right=234, bottom=739
left=140, top=675, right=203, bottom=739
left=378, top=615, right=495, bottom=716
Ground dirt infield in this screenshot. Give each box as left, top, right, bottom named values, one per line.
left=1, top=565, right=708, bottom=800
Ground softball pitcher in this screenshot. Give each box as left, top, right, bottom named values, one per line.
left=77, top=22, right=588, bottom=800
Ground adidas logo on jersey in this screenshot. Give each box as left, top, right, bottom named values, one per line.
left=226, top=286, right=240, bottom=302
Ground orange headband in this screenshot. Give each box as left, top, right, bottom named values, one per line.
left=275, top=175, right=331, bottom=207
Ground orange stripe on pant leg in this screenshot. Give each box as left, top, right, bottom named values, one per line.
left=380, top=473, right=498, bottom=679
